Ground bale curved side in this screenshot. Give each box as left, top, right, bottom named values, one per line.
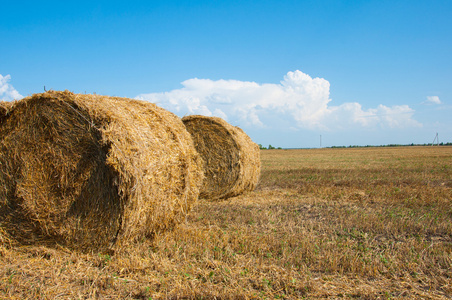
left=0, top=91, right=203, bottom=251
left=182, top=115, right=260, bottom=200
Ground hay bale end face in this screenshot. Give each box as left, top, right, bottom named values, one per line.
left=182, top=115, right=260, bottom=200
left=0, top=91, right=203, bottom=251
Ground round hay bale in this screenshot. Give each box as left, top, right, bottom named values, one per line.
left=0, top=90, right=203, bottom=251
left=181, top=115, right=260, bottom=200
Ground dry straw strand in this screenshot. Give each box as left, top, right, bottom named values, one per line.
left=182, top=115, right=260, bottom=200
left=0, top=90, right=203, bottom=251
left=0, top=100, right=14, bottom=123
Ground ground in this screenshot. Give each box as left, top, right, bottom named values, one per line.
left=1, top=146, right=451, bottom=299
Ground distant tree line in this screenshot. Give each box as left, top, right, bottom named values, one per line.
left=259, top=144, right=282, bottom=150
left=258, top=142, right=452, bottom=150
left=330, top=142, right=452, bottom=148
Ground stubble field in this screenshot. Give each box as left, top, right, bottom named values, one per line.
left=1, top=146, right=451, bottom=299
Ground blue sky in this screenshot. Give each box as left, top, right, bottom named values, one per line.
left=1, top=0, right=451, bottom=148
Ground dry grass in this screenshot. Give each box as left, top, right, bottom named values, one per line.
left=0, top=101, right=13, bottom=122
left=1, top=146, right=451, bottom=299
left=182, top=115, right=260, bottom=200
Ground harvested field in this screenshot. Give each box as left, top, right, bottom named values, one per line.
left=0, top=91, right=203, bottom=251
left=0, top=146, right=451, bottom=299
left=182, top=115, right=260, bottom=200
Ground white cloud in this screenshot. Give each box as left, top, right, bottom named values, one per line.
left=136, top=70, right=421, bottom=131
left=0, top=74, right=23, bottom=102
left=425, top=96, right=441, bottom=105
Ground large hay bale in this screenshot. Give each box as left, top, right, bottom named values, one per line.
left=181, top=115, right=260, bottom=200
left=0, top=91, right=203, bottom=251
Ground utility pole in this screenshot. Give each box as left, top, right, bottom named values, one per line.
left=432, top=132, right=439, bottom=146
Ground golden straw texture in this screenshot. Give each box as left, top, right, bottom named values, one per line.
left=0, top=91, right=203, bottom=251
left=182, top=115, right=260, bottom=200
left=0, top=101, right=13, bottom=121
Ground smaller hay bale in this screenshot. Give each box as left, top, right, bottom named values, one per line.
left=0, top=91, right=203, bottom=251
left=182, top=115, right=260, bottom=200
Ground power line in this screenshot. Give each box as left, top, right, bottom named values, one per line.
left=432, top=132, right=439, bottom=146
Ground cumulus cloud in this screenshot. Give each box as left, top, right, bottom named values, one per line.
left=425, top=96, right=441, bottom=105
left=136, top=70, right=421, bottom=131
left=0, top=74, right=23, bottom=102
